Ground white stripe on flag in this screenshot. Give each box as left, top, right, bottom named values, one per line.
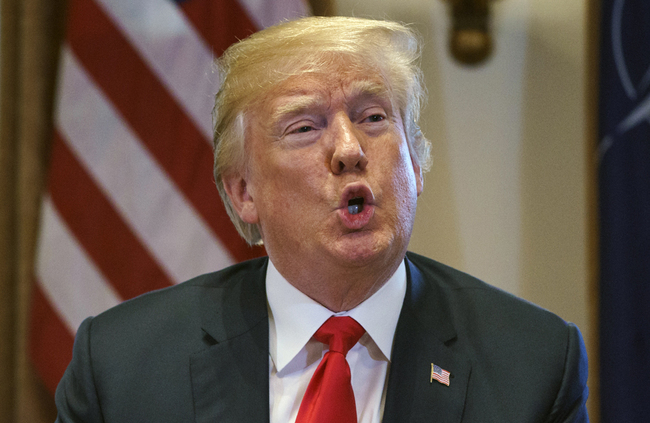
left=36, top=197, right=122, bottom=332
left=57, top=46, right=234, bottom=283
left=239, top=0, right=309, bottom=29
left=94, top=0, right=217, bottom=141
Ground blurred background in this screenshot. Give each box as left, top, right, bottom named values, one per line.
left=1, top=0, right=647, bottom=422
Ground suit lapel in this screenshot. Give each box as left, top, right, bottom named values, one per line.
left=382, top=256, right=471, bottom=423
left=190, top=258, right=270, bottom=423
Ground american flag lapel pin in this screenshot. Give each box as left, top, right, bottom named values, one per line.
left=430, top=363, right=451, bottom=386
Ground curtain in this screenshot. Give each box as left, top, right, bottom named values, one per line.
left=1, top=0, right=70, bottom=421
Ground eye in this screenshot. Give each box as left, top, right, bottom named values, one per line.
left=282, top=121, right=321, bottom=146
left=365, top=114, right=385, bottom=123
left=293, top=125, right=314, bottom=133
left=286, top=121, right=318, bottom=135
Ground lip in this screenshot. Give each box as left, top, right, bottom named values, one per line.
left=336, top=183, right=376, bottom=230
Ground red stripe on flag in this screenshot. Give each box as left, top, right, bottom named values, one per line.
left=29, top=283, right=76, bottom=395
left=179, top=0, right=258, bottom=56
left=48, top=131, right=173, bottom=299
left=66, top=0, right=264, bottom=262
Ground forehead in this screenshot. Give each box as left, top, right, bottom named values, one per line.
left=258, top=66, right=393, bottom=115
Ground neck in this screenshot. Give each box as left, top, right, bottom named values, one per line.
left=270, top=254, right=404, bottom=312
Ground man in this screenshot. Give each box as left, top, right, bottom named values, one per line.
left=55, top=16, right=589, bottom=422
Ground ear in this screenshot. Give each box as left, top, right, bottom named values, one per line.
left=222, top=172, right=259, bottom=224
left=411, top=157, right=424, bottom=197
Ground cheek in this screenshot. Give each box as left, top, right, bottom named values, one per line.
left=391, top=170, right=418, bottom=212
left=256, top=160, right=323, bottom=212
left=383, top=149, right=420, bottom=214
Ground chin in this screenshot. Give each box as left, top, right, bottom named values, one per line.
left=332, top=231, right=402, bottom=267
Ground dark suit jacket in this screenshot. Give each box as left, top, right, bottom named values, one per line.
left=55, top=252, right=589, bottom=422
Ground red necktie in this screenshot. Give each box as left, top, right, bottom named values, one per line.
left=295, top=316, right=366, bottom=423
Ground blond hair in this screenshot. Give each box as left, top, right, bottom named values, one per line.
left=213, top=16, right=431, bottom=245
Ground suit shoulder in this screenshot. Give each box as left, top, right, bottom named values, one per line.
left=405, top=251, right=567, bottom=328
left=406, top=251, right=491, bottom=290
left=89, top=257, right=268, bottom=331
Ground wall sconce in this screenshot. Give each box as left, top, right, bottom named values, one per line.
left=442, top=0, right=494, bottom=65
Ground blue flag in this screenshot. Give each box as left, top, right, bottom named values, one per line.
left=598, top=0, right=650, bottom=421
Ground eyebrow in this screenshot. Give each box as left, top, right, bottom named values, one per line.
left=270, top=79, right=392, bottom=123
left=271, top=95, right=327, bottom=123
left=346, top=79, right=391, bottom=100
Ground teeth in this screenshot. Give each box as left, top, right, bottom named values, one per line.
left=347, top=197, right=364, bottom=215
left=348, top=204, right=361, bottom=215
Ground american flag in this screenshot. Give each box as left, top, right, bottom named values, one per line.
left=431, top=363, right=451, bottom=386
left=29, top=0, right=308, bottom=395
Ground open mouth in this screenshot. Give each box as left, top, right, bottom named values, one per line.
left=338, top=183, right=375, bottom=229
left=347, top=197, right=364, bottom=215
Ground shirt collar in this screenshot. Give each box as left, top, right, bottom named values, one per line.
left=266, top=259, right=407, bottom=373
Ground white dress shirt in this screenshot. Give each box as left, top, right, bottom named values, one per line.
left=266, top=259, right=407, bottom=423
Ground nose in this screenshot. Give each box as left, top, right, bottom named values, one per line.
left=329, top=114, right=368, bottom=174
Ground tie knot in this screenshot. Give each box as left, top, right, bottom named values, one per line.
left=314, top=316, right=365, bottom=356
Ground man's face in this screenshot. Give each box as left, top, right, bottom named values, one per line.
left=227, top=65, right=423, bottom=274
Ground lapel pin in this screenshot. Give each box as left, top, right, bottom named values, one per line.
left=430, top=363, right=451, bottom=386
